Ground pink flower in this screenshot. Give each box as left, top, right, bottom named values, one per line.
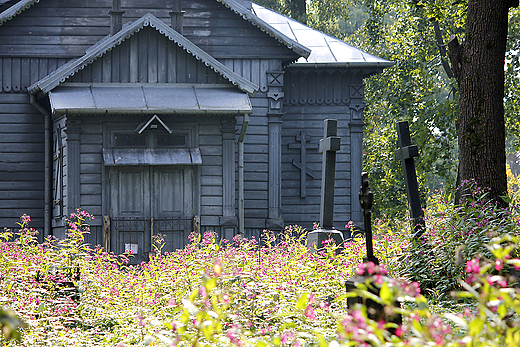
left=136, top=311, right=145, bottom=327
left=466, top=258, right=480, bottom=273
left=495, top=259, right=503, bottom=271
left=304, top=305, right=316, bottom=320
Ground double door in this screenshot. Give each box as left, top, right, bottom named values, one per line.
left=109, top=166, right=193, bottom=262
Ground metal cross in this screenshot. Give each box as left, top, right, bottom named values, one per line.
left=290, top=131, right=317, bottom=198
left=395, top=121, right=425, bottom=238
left=319, top=119, right=341, bottom=229
left=359, top=172, right=378, bottom=264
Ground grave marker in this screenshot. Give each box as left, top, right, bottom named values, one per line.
left=359, top=172, right=378, bottom=265
left=345, top=172, right=402, bottom=332
left=319, top=119, right=341, bottom=229
left=395, top=121, right=425, bottom=237
left=307, top=119, right=344, bottom=252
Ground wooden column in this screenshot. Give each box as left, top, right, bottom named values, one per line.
left=266, top=71, right=285, bottom=230
left=65, top=117, right=81, bottom=221
left=349, top=87, right=365, bottom=227
left=221, top=117, right=237, bottom=239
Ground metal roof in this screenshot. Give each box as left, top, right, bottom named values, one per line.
left=103, top=148, right=203, bottom=166
left=28, top=13, right=259, bottom=96
left=48, top=84, right=253, bottom=115
left=252, top=3, right=393, bottom=68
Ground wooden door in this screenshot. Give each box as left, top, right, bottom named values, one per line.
left=110, top=166, right=193, bottom=262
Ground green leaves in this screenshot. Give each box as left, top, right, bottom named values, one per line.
left=0, top=306, right=27, bottom=342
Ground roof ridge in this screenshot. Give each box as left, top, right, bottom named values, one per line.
left=28, top=13, right=259, bottom=96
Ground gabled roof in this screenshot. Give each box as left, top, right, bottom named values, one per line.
left=252, top=3, right=393, bottom=68
left=217, top=0, right=311, bottom=59
left=28, top=13, right=259, bottom=96
left=0, top=0, right=38, bottom=26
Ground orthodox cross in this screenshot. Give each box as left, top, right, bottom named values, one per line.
left=395, top=121, right=425, bottom=237
left=359, top=172, right=378, bottom=264
left=319, top=119, right=341, bottom=229
left=289, top=131, right=317, bottom=198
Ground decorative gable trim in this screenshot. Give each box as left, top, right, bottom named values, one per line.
left=217, top=0, right=310, bottom=59
left=28, top=13, right=259, bottom=96
left=0, top=0, right=39, bottom=26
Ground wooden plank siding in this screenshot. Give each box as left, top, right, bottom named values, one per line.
left=0, top=58, right=70, bottom=92
left=0, top=93, right=44, bottom=232
left=0, top=0, right=297, bottom=60
left=68, top=27, right=228, bottom=84
left=281, top=70, right=365, bottom=232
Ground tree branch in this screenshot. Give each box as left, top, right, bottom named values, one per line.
left=447, top=34, right=463, bottom=81
left=432, top=20, right=455, bottom=79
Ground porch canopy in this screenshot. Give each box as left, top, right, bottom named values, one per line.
left=48, top=83, right=253, bottom=115
left=103, top=148, right=203, bottom=166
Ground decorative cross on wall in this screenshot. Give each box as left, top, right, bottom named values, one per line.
left=289, top=131, right=318, bottom=198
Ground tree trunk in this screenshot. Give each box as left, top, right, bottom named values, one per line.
left=450, top=0, right=514, bottom=204
left=288, top=0, right=306, bottom=24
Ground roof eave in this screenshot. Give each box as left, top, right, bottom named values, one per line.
left=0, top=0, right=39, bottom=26
left=289, top=61, right=395, bottom=69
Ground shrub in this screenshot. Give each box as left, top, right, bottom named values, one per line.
left=396, top=181, right=520, bottom=298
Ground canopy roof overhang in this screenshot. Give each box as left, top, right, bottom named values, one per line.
left=103, top=148, right=202, bottom=166
left=48, top=83, right=253, bottom=115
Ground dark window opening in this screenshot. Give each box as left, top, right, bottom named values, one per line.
left=156, top=134, right=186, bottom=147
left=114, top=133, right=146, bottom=148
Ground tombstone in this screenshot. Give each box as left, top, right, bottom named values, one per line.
left=395, top=121, right=425, bottom=238
left=306, top=119, right=344, bottom=252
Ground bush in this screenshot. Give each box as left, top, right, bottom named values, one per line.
left=396, top=181, right=520, bottom=298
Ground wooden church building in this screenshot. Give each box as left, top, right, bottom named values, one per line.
left=0, top=0, right=391, bottom=260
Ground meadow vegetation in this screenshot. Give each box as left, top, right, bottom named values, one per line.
left=2, top=187, right=520, bottom=346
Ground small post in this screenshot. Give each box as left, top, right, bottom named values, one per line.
left=395, top=121, right=425, bottom=238
left=359, top=172, right=378, bottom=265
left=307, top=119, right=344, bottom=252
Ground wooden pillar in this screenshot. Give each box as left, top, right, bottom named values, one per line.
left=65, top=117, right=81, bottom=222
left=349, top=91, right=365, bottom=227
left=266, top=71, right=285, bottom=231
left=221, top=117, right=237, bottom=239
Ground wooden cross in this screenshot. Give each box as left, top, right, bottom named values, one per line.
left=289, top=131, right=317, bottom=198
left=319, top=119, right=341, bottom=229
left=395, top=121, right=425, bottom=237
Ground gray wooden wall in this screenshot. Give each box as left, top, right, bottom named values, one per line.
left=281, top=69, right=366, bottom=232
left=0, top=93, right=44, bottom=232
left=0, top=0, right=297, bottom=60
